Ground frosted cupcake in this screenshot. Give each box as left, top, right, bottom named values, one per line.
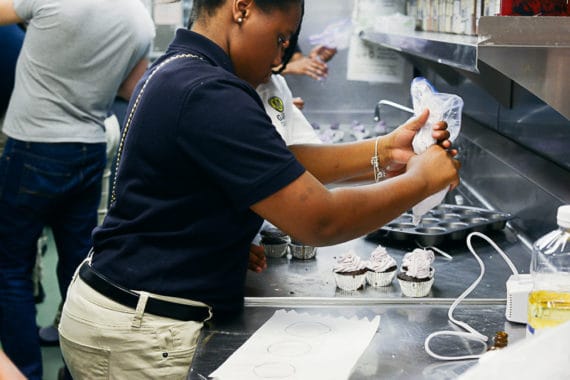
left=333, top=250, right=367, bottom=291
left=401, top=248, right=435, bottom=272
left=365, top=245, right=397, bottom=287
left=397, top=248, right=435, bottom=297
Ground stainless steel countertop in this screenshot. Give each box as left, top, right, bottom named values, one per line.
left=189, top=304, right=526, bottom=380
left=245, top=227, right=530, bottom=301
left=188, top=180, right=533, bottom=379
left=188, top=224, right=531, bottom=379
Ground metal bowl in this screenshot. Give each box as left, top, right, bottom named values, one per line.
left=289, top=243, right=317, bottom=260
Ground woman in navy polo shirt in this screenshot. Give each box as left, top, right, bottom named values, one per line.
left=59, top=0, right=460, bottom=378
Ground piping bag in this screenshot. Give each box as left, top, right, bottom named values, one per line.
left=410, top=77, right=463, bottom=225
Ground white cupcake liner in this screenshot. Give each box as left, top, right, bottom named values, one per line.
left=366, top=269, right=397, bottom=287
left=398, top=276, right=434, bottom=297
left=290, top=244, right=317, bottom=260
left=334, top=272, right=366, bottom=291
left=262, top=243, right=289, bottom=258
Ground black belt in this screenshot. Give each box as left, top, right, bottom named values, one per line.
left=78, top=262, right=210, bottom=322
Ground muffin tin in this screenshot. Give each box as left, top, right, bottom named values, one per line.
left=367, top=204, right=512, bottom=246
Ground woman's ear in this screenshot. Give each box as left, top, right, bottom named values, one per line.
left=233, top=0, right=253, bottom=24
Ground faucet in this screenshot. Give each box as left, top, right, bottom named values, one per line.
left=374, top=99, right=414, bottom=122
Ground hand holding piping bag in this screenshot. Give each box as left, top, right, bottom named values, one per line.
left=377, top=109, right=459, bottom=179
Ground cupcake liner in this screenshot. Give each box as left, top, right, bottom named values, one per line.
left=262, top=243, right=289, bottom=258
left=290, top=244, right=317, bottom=260
left=398, top=276, right=434, bottom=297
left=366, top=269, right=396, bottom=287
left=334, top=272, right=366, bottom=291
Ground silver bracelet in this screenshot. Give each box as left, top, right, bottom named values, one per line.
left=371, top=136, right=386, bottom=182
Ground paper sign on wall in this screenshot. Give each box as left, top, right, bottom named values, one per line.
left=347, top=35, right=411, bottom=83
left=347, top=0, right=412, bottom=83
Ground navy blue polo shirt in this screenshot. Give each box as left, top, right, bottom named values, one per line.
left=92, top=29, right=305, bottom=317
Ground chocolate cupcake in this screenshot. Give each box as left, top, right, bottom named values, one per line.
left=260, top=228, right=290, bottom=257
left=365, top=245, right=397, bottom=287
left=333, top=250, right=367, bottom=291
left=397, top=248, right=435, bottom=297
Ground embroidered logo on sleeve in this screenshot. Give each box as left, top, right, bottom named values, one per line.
left=268, top=96, right=284, bottom=112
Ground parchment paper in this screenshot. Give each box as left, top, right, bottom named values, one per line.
left=209, top=309, right=380, bottom=380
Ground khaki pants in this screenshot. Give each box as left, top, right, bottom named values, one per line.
left=59, top=267, right=210, bottom=380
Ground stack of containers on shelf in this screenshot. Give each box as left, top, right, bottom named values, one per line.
left=408, top=0, right=483, bottom=35
left=406, top=0, right=569, bottom=36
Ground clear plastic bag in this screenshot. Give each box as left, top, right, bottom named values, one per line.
left=410, top=77, right=463, bottom=224
left=308, top=18, right=352, bottom=50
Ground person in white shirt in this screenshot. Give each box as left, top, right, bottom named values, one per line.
left=257, top=74, right=322, bottom=146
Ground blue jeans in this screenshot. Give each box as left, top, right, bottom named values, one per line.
left=0, top=137, right=106, bottom=379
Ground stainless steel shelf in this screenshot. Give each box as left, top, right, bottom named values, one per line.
left=359, top=29, right=479, bottom=72
left=360, top=16, right=570, bottom=120
left=478, top=16, right=570, bottom=120
left=478, top=15, right=570, bottom=46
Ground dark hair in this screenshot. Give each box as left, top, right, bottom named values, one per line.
left=188, top=1, right=304, bottom=72
left=273, top=3, right=304, bottom=74
left=188, top=0, right=226, bottom=24
left=189, top=0, right=302, bottom=22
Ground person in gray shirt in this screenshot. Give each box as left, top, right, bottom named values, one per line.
left=0, top=0, right=155, bottom=378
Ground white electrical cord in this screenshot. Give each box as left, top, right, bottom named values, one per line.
left=416, top=241, right=453, bottom=260
left=424, top=232, right=519, bottom=360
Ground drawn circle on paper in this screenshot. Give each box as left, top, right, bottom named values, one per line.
left=267, top=340, right=312, bottom=356
left=253, top=361, right=296, bottom=378
left=285, top=321, right=332, bottom=338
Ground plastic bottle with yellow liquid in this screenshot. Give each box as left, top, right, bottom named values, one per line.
left=527, top=205, right=570, bottom=336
